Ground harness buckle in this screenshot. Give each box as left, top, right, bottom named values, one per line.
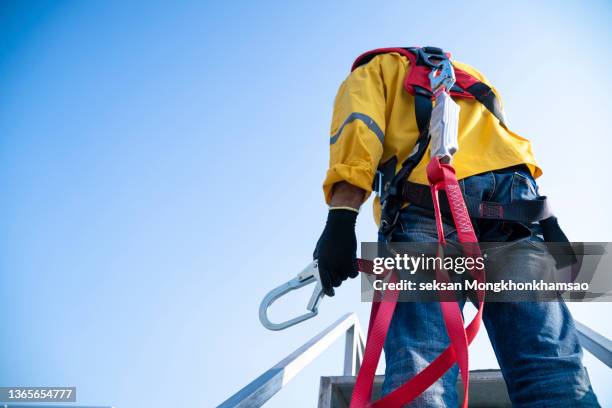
left=416, top=46, right=446, bottom=68
left=258, top=260, right=324, bottom=331
left=429, top=58, right=456, bottom=94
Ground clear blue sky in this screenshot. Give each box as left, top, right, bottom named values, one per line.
left=1, top=1, right=611, bottom=407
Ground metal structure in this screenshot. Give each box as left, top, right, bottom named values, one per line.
left=318, top=370, right=511, bottom=408
left=2, top=406, right=113, bottom=408
left=219, top=313, right=364, bottom=408
left=218, top=314, right=611, bottom=407
left=575, top=320, right=612, bottom=369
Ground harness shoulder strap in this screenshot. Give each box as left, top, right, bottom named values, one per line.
left=361, top=46, right=509, bottom=235
left=465, top=82, right=507, bottom=127
left=352, top=46, right=507, bottom=125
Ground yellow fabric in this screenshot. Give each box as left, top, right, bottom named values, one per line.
left=322, top=52, right=541, bottom=225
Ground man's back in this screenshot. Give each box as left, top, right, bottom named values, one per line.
left=324, top=52, right=540, bottom=223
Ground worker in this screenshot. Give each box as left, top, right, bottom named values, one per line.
left=314, top=47, right=600, bottom=407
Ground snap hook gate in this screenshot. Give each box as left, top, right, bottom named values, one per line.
left=259, top=260, right=325, bottom=331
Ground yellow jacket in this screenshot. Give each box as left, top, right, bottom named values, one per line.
left=322, top=52, right=541, bottom=224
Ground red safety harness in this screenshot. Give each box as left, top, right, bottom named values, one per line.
left=258, top=47, right=574, bottom=403
left=350, top=47, right=488, bottom=407
left=352, top=47, right=482, bottom=100
left=353, top=157, right=485, bottom=408
left=353, top=47, right=507, bottom=238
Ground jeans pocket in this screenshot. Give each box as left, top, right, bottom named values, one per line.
left=511, top=171, right=538, bottom=202
left=392, top=205, right=457, bottom=242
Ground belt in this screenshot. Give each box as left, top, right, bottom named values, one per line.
left=400, top=179, right=575, bottom=269
left=401, top=180, right=553, bottom=223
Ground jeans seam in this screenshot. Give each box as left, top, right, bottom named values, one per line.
left=487, top=171, right=496, bottom=201
left=511, top=172, right=518, bottom=202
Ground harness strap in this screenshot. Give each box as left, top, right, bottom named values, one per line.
left=351, top=157, right=485, bottom=408
left=401, top=179, right=553, bottom=222
left=366, top=46, right=508, bottom=235
left=352, top=46, right=506, bottom=125
left=350, top=268, right=400, bottom=407
left=465, top=82, right=507, bottom=127
left=401, top=177, right=579, bottom=268
left=414, top=86, right=434, bottom=134
left=377, top=86, right=432, bottom=234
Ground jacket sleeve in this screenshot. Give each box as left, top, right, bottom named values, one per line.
left=322, top=56, right=386, bottom=204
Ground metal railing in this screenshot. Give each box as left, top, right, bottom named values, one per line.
left=218, top=313, right=365, bottom=408
left=575, top=321, right=612, bottom=369
left=217, top=314, right=611, bottom=408
left=2, top=319, right=608, bottom=408
left=2, top=406, right=113, bottom=408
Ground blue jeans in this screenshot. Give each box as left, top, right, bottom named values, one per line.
left=380, top=166, right=599, bottom=407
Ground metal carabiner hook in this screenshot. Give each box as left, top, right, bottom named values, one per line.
left=429, top=58, right=456, bottom=94
left=259, top=260, right=325, bottom=331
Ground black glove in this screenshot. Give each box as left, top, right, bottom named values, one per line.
left=313, top=208, right=359, bottom=297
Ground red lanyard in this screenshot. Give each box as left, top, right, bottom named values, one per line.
left=351, top=157, right=485, bottom=408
